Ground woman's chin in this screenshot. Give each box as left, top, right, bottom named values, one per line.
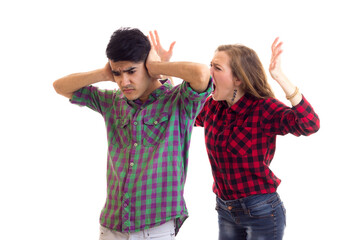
left=211, top=93, right=221, bottom=101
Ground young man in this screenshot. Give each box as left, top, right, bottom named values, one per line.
left=53, top=28, right=211, bottom=239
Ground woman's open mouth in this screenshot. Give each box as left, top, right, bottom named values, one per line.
left=212, top=84, right=216, bottom=94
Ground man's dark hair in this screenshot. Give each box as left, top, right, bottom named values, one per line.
left=106, top=27, right=151, bottom=62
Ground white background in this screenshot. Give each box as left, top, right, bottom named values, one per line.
left=1, top=0, right=359, bottom=239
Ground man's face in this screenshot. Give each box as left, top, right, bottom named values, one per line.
left=109, top=60, right=153, bottom=103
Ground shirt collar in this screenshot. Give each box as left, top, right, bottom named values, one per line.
left=128, top=79, right=173, bottom=107
left=150, top=79, right=172, bottom=99
left=221, top=92, right=254, bottom=115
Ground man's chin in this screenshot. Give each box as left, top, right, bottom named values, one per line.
left=125, top=95, right=137, bottom=100
left=122, top=90, right=137, bottom=97
left=123, top=93, right=137, bottom=100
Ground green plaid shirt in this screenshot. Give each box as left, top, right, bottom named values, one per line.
left=70, top=79, right=212, bottom=234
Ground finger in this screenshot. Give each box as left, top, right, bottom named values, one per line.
left=149, top=31, right=156, bottom=47
left=271, top=41, right=283, bottom=62
left=270, top=47, right=282, bottom=61
left=154, top=30, right=161, bottom=46
left=168, top=41, right=176, bottom=52
left=275, top=41, right=283, bottom=54
left=271, top=37, right=280, bottom=52
left=273, top=44, right=283, bottom=61
left=270, top=50, right=283, bottom=69
left=274, top=49, right=283, bottom=61
left=147, top=35, right=154, bottom=48
left=276, top=48, right=283, bottom=57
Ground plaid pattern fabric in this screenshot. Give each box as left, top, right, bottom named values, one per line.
left=195, top=93, right=320, bottom=200
left=70, top=79, right=211, bottom=234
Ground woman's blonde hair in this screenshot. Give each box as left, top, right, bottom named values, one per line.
left=217, top=44, right=275, bottom=99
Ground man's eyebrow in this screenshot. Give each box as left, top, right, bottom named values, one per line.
left=111, top=66, right=136, bottom=75
left=123, top=67, right=136, bottom=73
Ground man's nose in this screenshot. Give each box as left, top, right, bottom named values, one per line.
left=117, top=75, right=130, bottom=86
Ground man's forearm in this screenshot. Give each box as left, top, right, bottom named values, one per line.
left=147, top=61, right=210, bottom=93
left=53, top=68, right=110, bottom=99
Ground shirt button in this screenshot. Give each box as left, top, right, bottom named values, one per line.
left=134, top=122, right=138, bottom=125
left=129, top=162, right=134, bottom=167
left=154, top=121, right=158, bottom=125
left=134, top=143, right=138, bottom=147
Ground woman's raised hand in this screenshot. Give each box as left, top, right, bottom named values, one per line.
left=149, top=30, right=176, bottom=62
left=269, top=37, right=284, bottom=81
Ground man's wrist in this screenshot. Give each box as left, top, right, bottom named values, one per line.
left=97, top=68, right=113, bottom=82
left=146, top=61, right=162, bottom=79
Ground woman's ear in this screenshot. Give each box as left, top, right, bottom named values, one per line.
left=234, top=77, right=242, bottom=87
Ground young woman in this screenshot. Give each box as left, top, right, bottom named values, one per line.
left=194, top=38, right=320, bottom=240
left=152, top=31, right=320, bottom=239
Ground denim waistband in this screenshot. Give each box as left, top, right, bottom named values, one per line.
left=216, top=192, right=279, bottom=211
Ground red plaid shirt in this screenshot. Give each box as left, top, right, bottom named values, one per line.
left=195, top=93, right=320, bottom=200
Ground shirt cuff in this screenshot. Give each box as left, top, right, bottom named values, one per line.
left=181, top=77, right=213, bottom=102
left=69, top=86, right=91, bottom=107
left=292, top=95, right=315, bottom=119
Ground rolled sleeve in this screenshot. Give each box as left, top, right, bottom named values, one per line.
left=178, top=78, right=213, bottom=119
left=291, top=95, right=320, bottom=135
left=180, top=78, right=213, bottom=102
left=262, top=95, right=320, bottom=136
left=70, top=86, right=115, bottom=115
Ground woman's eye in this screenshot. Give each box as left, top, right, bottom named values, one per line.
left=212, top=66, right=221, bottom=71
left=210, top=63, right=221, bottom=71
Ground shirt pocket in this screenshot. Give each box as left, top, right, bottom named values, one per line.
left=227, top=126, right=252, bottom=156
left=112, top=117, right=131, bottom=148
left=142, top=112, right=169, bottom=146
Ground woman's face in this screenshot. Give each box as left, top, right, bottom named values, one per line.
left=210, top=51, right=237, bottom=102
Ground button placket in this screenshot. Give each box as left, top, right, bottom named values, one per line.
left=132, top=109, right=142, bottom=149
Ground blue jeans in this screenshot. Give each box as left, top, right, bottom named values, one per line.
left=216, top=192, right=286, bottom=240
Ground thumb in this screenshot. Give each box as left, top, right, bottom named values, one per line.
left=168, top=41, right=176, bottom=52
